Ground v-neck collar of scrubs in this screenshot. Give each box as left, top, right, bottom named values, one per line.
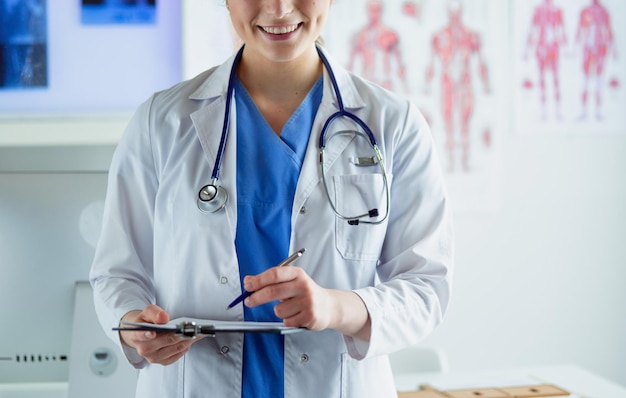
left=233, top=77, right=323, bottom=166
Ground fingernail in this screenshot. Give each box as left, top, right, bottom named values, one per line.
left=244, top=297, right=251, bottom=306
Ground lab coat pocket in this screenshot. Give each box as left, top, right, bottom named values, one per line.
left=333, top=173, right=388, bottom=261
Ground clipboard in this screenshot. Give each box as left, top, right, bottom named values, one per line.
left=113, top=317, right=305, bottom=338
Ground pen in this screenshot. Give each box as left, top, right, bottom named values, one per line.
left=226, top=248, right=306, bottom=310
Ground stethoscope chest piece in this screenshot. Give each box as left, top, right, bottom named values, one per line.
left=197, top=184, right=228, bottom=213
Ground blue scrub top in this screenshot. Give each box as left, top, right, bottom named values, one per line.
left=234, top=76, right=323, bottom=398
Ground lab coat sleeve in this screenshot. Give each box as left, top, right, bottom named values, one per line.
left=89, top=96, right=159, bottom=368
left=345, top=102, right=454, bottom=360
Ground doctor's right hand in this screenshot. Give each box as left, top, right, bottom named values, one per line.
left=119, top=304, right=197, bottom=366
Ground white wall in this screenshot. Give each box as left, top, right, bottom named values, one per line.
left=421, top=132, right=626, bottom=387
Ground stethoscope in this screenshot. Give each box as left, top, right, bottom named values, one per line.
left=197, top=45, right=390, bottom=225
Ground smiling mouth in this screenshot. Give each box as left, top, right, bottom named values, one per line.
left=260, top=23, right=301, bottom=35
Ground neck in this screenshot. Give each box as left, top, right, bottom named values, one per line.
left=236, top=45, right=323, bottom=103
left=234, top=45, right=324, bottom=135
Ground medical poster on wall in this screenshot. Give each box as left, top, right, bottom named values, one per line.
left=0, top=0, right=48, bottom=89
left=513, top=0, right=626, bottom=134
left=81, top=0, right=157, bottom=25
left=0, top=2, right=180, bottom=114
left=324, top=0, right=507, bottom=212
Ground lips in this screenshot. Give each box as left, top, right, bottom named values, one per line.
left=260, top=23, right=300, bottom=35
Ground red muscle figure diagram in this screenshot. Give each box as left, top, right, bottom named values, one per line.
left=524, top=0, right=567, bottom=120
left=425, top=1, right=490, bottom=173
left=348, top=0, right=407, bottom=91
left=576, top=0, right=617, bottom=121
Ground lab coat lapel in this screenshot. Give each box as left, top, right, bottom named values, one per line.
left=293, top=48, right=367, bottom=214
left=188, top=51, right=241, bottom=229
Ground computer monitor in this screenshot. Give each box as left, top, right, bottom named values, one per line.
left=0, top=145, right=115, bottom=383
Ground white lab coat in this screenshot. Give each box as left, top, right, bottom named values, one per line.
left=90, top=47, right=453, bottom=398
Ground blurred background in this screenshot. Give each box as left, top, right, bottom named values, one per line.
left=1, top=0, right=624, bottom=395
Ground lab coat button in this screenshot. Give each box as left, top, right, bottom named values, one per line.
left=299, top=206, right=307, bottom=214
left=299, top=353, right=309, bottom=362
left=220, top=346, right=230, bottom=355
left=220, top=276, right=228, bottom=284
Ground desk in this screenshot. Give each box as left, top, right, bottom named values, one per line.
left=394, top=365, right=626, bottom=398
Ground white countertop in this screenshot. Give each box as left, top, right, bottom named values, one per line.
left=394, top=364, right=626, bottom=398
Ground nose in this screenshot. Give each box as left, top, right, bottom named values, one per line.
left=264, top=0, right=293, bottom=19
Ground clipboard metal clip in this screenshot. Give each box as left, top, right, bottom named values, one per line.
left=166, top=321, right=220, bottom=339
left=179, top=321, right=215, bottom=339
left=114, top=320, right=216, bottom=339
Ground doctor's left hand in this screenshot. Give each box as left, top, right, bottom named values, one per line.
left=119, top=305, right=200, bottom=366
left=243, top=266, right=372, bottom=341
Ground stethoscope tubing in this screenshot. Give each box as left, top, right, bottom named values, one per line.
left=199, top=44, right=390, bottom=224
left=316, top=47, right=378, bottom=150
left=316, top=46, right=389, bottom=224
left=211, top=46, right=245, bottom=182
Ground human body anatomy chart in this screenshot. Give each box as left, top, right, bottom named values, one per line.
left=325, top=0, right=507, bottom=211
left=514, top=0, right=625, bottom=134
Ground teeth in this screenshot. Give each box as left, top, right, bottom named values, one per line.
left=262, top=24, right=298, bottom=35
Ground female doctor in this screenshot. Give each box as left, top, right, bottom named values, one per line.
left=90, top=0, right=453, bottom=397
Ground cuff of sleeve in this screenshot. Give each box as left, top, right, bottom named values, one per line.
left=344, top=335, right=370, bottom=360
left=343, top=288, right=379, bottom=360
left=102, top=303, right=150, bottom=369
left=121, top=341, right=148, bottom=369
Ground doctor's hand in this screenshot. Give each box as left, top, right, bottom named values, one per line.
left=119, top=305, right=198, bottom=366
left=243, top=266, right=372, bottom=341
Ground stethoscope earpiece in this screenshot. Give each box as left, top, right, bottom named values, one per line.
left=197, top=184, right=228, bottom=213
